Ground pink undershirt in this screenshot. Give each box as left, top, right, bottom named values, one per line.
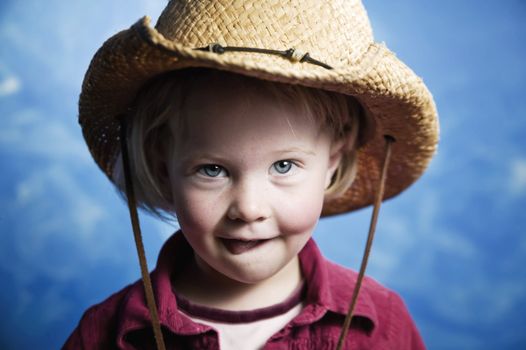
left=176, top=283, right=305, bottom=350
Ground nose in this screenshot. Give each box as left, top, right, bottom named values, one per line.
left=226, top=178, right=271, bottom=223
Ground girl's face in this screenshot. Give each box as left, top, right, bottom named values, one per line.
left=169, top=79, right=342, bottom=285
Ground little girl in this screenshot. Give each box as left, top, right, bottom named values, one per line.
left=64, top=0, right=438, bottom=349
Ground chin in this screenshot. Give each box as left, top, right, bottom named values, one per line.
left=221, top=264, right=283, bottom=285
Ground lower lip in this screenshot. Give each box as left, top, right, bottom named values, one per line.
left=220, top=238, right=269, bottom=255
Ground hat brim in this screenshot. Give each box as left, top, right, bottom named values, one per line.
left=80, top=16, right=439, bottom=216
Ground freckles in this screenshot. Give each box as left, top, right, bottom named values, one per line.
left=176, top=189, right=226, bottom=231
left=172, top=189, right=204, bottom=228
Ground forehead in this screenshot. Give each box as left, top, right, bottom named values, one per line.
left=186, top=72, right=303, bottom=113
left=182, top=76, right=320, bottom=139
left=174, top=79, right=330, bottom=156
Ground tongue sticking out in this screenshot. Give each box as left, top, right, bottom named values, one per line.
left=221, top=239, right=265, bottom=255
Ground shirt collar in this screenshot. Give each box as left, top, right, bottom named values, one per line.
left=116, top=233, right=210, bottom=346
left=116, top=232, right=377, bottom=343
left=295, top=238, right=378, bottom=332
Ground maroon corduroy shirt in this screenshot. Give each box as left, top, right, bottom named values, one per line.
left=63, top=233, right=425, bottom=349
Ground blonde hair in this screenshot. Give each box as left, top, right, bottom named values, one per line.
left=113, top=68, right=362, bottom=219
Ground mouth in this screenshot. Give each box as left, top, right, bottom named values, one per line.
left=219, top=238, right=271, bottom=255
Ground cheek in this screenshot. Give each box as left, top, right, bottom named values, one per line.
left=171, top=183, right=223, bottom=233
left=275, top=180, right=326, bottom=235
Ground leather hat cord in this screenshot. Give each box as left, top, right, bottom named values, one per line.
left=336, top=135, right=395, bottom=350
left=120, top=118, right=167, bottom=350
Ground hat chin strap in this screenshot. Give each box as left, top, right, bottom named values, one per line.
left=336, top=135, right=395, bottom=350
left=120, top=118, right=167, bottom=350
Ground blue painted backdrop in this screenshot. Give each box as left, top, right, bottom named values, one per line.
left=1, top=1, right=525, bottom=349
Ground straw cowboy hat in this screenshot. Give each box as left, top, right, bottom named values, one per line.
left=79, top=0, right=439, bottom=216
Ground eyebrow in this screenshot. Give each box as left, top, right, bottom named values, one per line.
left=275, top=147, right=316, bottom=156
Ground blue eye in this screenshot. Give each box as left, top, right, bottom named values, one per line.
left=199, top=164, right=226, bottom=177
left=272, top=160, right=293, bottom=174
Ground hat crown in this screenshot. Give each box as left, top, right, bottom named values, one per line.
left=155, top=0, right=374, bottom=67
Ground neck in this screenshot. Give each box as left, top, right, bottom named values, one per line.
left=173, top=253, right=303, bottom=311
